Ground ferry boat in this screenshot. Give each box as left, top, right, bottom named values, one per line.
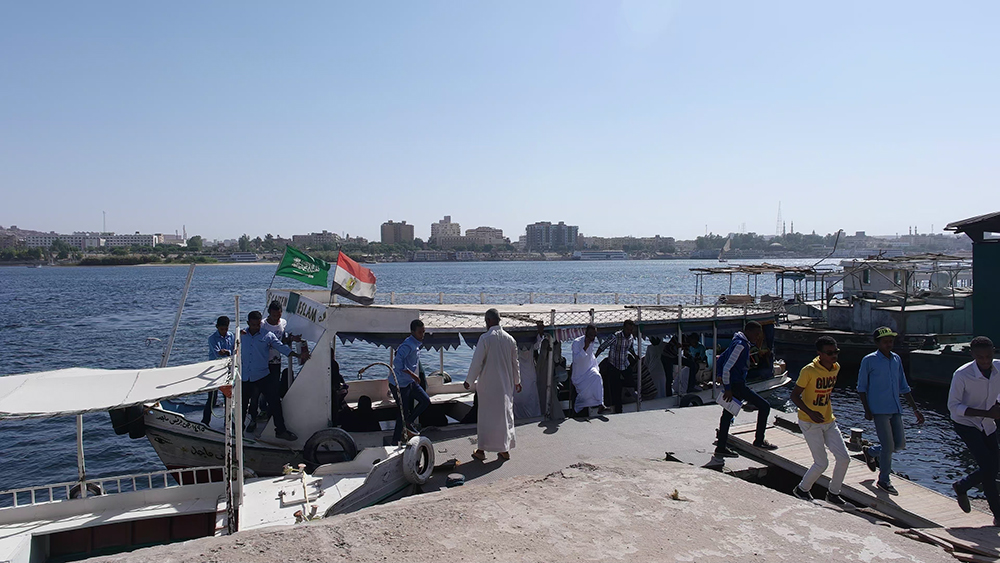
left=572, top=250, right=628, bottom=260
left=130, top=289, right=789, bottom=477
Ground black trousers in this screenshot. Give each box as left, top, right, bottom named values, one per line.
left=242, top=371, right=288, bottom=433
left=201, top=390, right=218, bottom=425
left=715, top=381, right=770, bottom=454
left=954, top=422, right=1000, bottom=517
left=601, top=360, right=625, bottom=414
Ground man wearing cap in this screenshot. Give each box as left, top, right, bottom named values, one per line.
left=948, top=336, right=1000, bottom=525
left=858, top=326, right=924, bottom=495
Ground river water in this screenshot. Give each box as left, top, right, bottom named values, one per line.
left=0, top=260, right=970, bottom=500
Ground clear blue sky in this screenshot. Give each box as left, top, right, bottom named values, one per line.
left=2, top=1, right=997, bottom=241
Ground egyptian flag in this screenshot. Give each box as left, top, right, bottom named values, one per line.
left=332, top=251, right=376, bottom=305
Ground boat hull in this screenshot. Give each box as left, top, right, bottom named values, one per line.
left=145, top=408, right=308, bottom=477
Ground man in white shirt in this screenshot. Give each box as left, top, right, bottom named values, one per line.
left=948, top=336, right=1000, bottom=525
left=570, top=324, right=606, bottom=417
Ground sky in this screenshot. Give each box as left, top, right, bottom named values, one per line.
left=1, top=1, right=998, bottom=242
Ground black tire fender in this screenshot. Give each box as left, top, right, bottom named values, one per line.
left=679, top=394, right=704, bottom=408
left=302, top=428, right=358, bottom=466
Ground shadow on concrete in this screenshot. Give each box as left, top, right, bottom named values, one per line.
left=422, top=453, right=508, bottom=493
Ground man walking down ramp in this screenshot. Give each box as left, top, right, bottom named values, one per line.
left=790, top=336, right=852, bottom=506
left=858, top=326, right=924, bottom=495
left=948, top=336, right=1000, bottom=525
left=713, top=321, right=777, bottom=463
left=464, top=308, right=521, bottom=461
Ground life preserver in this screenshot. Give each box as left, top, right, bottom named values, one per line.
left=302, top=428, right=358, bottom=467
left=69, top=483, right=103, bottom=499
left=402, top=435, right=434, bottom=485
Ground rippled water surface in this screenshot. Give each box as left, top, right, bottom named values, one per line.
left=0, top=260, right=968, bottom=499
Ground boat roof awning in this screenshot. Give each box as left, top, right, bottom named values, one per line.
left=0, top=360, right=233, bottom=419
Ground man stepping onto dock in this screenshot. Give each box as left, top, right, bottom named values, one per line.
left=947, top=336, right=1000, bottom=525
left=713, top=321, right=777, bottom=462
left=858, top=327, right=924, bottom=495
left=790, top=336, right=852, bottom=506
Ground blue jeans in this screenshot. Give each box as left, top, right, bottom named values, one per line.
left=715, top=381, right=770, bottom=455
left=869, top=413, right=905, bottom=485
left=389, top=383, right=431, bottom=444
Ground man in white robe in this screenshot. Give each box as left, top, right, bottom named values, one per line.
left=464, top=308, right=521, bottom=460
left=571, top=325, right=606, bottom=416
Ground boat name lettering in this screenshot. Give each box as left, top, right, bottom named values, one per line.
left=190, top=445, right=224, bottom=461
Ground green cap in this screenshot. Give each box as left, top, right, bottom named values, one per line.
left=872, top=326, right=898, bottom=340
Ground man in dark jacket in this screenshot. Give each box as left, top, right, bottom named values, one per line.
left=713, top=321, right=777, bottom=462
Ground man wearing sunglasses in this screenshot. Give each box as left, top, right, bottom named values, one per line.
left=790, top=336, right=851, bottom=506
left=948, top=336, right=1000, bottom=525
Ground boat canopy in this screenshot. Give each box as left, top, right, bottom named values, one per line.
left=0, top=359, right=232, bottom=419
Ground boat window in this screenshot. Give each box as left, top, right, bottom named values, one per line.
left=862, top=269, right=871, bottom=284
left=893, top=271, right=902, bottom=285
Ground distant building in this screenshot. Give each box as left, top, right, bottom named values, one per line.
left=430, top=216, right=461, bottom=242
left=465, top=226, right=507, bottom=247
left=158, top=233, right=187, bottom=246
left=292, top=230, right=340, bottom=248
left=435, top=235, right=469, bottom=249
left=26, top=232, right=105, bottom=250
left=105, top=233, right=157, bottom=248
left=525, top=221, right=578, bottom=252
left=381, top=221, right=414, bottom=244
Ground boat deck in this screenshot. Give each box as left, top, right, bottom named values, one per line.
left=728, top=412, right=1000, bottom=560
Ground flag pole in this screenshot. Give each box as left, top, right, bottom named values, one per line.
left=268, top=245, right=288, bottom=289
left=329, top=245, right=342, bottom=305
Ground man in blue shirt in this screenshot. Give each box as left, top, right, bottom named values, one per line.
left=390, top=319, right=431, bottom=444
left=858, top=326, right=925, bottom=495
left=712, top=321, right=777, bottom=463
left=203, top=315, right=235, bottom=425
left=241, top=310, right=309, bottom=441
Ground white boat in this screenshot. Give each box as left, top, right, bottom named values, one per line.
left=0, top=355, right=434, bottom=561
left=125, top=289, right=787, bottom=479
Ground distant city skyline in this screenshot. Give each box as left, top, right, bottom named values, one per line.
left=2, top=2, right=996, bottom=240
left=1, top=215, right=964, bottom=245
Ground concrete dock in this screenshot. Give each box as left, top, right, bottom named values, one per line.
left=421, top=399, right=768, bottom=494
left=419, top=402, right=1000, bottom=562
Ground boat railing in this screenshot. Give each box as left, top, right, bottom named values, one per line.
left=416, top=300, right=786, bottom=330
left=0, top=465, right=225, bottom=510
left=381, top=292, right=708, bottom=306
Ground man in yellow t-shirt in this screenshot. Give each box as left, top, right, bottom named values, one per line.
left=789, top=336, right=852, bottom=506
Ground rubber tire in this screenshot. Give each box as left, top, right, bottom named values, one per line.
left=302, top=428, right=358, bottom=467
left=402, top=435, right=435, bottom=485
left=69, top=483, right=103, bottom=499
left=679, top=394, right=704, bottom=408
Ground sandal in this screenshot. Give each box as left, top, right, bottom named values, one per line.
left=497, top=452, right=510, bottom=461
left=471, top=450, right=486, bottom=460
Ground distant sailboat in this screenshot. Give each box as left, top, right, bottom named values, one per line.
left=718, top=236, right=731, bottom=262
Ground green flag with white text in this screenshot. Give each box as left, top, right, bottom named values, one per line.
left=274, top=245, right=330, bottom=287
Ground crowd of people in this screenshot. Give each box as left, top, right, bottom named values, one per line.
left=204, top=305, right=1000, bottom=527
